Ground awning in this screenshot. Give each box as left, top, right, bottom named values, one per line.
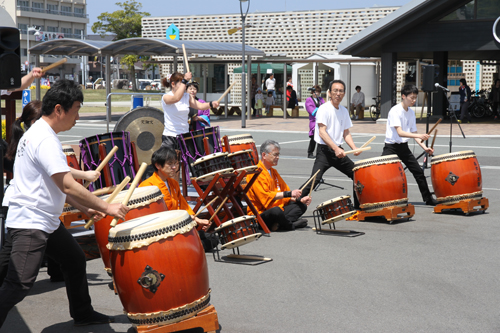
left=233, top=63, right=292, bottom=74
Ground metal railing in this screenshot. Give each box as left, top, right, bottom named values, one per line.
left=17, top=6, right=89, bottom=18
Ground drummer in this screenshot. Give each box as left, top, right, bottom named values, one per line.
left=246, top=140, right=311, bottom=231
left=383, top=84, right=437, bottom=206
left=300, top=80, right=362, bottom=209
left=139, top=146, right=218, bottom=251
left=0, top=79, right=129, bottom=328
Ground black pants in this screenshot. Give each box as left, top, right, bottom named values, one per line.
left=260, top=202, right=307, bottom=231
left=0, top=223, right=94, bottom=327
left=460, top=101, right=471, bottom=122
left=307, top=134, right=316, bottom=155
left=251, top=97, right=256, bottom=116
left=382, top=142, right=432, bottom=202
left=301, top=144, right=359, bottom=208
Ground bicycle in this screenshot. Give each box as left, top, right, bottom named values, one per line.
left=370, top=95, right=381, bottom=121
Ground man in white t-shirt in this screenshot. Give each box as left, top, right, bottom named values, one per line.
left=265, top=74, right=276, bottom=99
left=0, top=80, right=129, bottom=328
left=300, top=80, right=363, bottom=208
left=350, top=85, right=365, bottom=120
left=383, top=84, right=437, bottom=206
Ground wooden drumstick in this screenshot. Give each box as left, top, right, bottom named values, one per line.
left=308, top=172, right=318, bottom=200
left=208, top=197, right=228, bottom=223
left=84, top=176, right=130, bottom=229
left=90, top=186, right=117, bottom=197
left=41, top=58, right=67, bottom=73
left=344, top=147, right=372, bottom=155
left=83, top=146, right=119, bottom=189
left=216, top=82, right=236, bottom=103
left=360, top=136, right=376, bottom=149
left=300, top=169, right=321, bottom=191
left=431, top=129, right=438, bottom=150
left=182, top=44, right=189, bottom=73
left=193, top=197, right=218, bottom=218
left=426, top=118, right=443, bottom=135
left=110, top=163, right=148, bottom=227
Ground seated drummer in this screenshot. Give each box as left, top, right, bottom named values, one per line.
left=246, top=140, right=311, bottom=231
left=139, top=146, right=218, bottom=251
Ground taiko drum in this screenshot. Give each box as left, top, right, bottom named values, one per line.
left=94, top=186, right=167, bottom=273
left=227, top=149, right=258, bottom=172
left=222, top=134, right=259, bottom=165
left=431, top=150, right=482, bottom=205
left=108, top=210, right=210, bottom=327
left=62, top=145, right=82, bottom=185
left=214, top=215, right=262, bottom=250
left=315, top=196, right=356, bottom=225
left=192, top=152, right=234, bottom=182
left=353, top=155, right=408, bottom=212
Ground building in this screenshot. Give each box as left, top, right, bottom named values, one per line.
left=0, top=0, right=89, bottom=82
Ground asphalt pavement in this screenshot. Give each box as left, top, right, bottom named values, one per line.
left=2, top=111, right=500, bottom=333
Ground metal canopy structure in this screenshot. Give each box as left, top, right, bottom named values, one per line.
left=29, top=39, right=112, bottom=56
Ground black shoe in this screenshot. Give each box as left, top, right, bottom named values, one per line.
left=74, top=311, right=115, bottom=327
left=308, top=154, right=315, bottom=159
left=49, top=276, right=65, bottom=283
left=425, top=198, right=438, bottom=206
left=292, top=218, right=308, bottom=229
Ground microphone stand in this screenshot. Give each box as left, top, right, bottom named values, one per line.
left=441, top=89, right=466, bottom=153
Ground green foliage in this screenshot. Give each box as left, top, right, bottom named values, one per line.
left=91, top=1, right=150, bottom=39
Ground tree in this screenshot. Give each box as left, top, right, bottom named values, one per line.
left=91, top=1, right=150, bottom=90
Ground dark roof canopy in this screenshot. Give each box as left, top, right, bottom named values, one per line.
left=338, top=0, right=500, bottom=61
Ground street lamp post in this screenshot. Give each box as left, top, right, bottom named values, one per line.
left=26, top=26, right=40, bottom=71
left=239, top=0, right=250, bottom=128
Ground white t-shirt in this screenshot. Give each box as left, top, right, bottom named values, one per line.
left=6, top=118, right=70, bottom=233
left=314, top=102, right=352, bottom=146
left=162, top=91, right=190, bottom=137
left=385, top=103, right=417, bottom=144
left=266, top=78, right=276, bottom=90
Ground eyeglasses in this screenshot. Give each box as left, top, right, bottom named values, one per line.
left=266, top=152, right=280, bottom=157
left=331, top=89, right=345, bottom=94
left=165, top=161, right=180, bottom=167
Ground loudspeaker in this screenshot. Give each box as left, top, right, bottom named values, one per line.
left=0, top=27, right=21, bottom=90
left=422, top=64, right=440, bottom=92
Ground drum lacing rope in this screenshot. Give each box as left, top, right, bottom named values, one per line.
left=80, top=136, right=104, bottom=191
left=106, top=132, right=137, bottom=186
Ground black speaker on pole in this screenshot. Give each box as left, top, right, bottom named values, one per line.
left=421, top=64, right=440, bottom=92
left=0, top=27, right=22, bottom=90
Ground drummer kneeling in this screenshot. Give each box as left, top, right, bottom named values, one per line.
left=139, top=146, right=218, bottom=251
left=246, top=140, right=312, bottom=231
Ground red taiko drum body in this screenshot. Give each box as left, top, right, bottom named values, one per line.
left=431, top=150, right=482, bottom=205
left=315, top=196, right=356, bottom=224
left=108, top=210, right=210, bottom=327
left=62, top=145, right=82, bottom=185
left=353, top=155, right=408, bottom=212
left=94, top=186, right=167, bottom=273
left=222, top=134, right=259, bottom=165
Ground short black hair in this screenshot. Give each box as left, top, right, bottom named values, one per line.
left=355, top=85, right=361, bottom=90
left=42, top=79, right=83, bottom=116
left=151, top=146, right=178, bottom=171
left=460, top=78, right=467, bottom=86
left=401, top=84, right=419, bottom=97
left=328, top=80, right=346, bottom=92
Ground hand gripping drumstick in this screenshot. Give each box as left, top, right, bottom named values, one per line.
left=426, top=118, right=442, bottom=135
left=431, top=129, right=438, bottom=150
left=110, top=163, right=148, bottom=227
left=84, top=176, right=130, bottom=229
left=41, top=58, right=67, bottom=73
left=193, top=197, right=218, bottom=218
left=83, top=146, right=119, bottom=189
left=360, top=136, right=376, bottom=149
left=300, top=169, right=321, bottom=191
left=208, top=197, right=229, bottom=223
left=344, top=147, right=372, bottom=155
left=182, top=44, right=189, bottom=73
left=216, top=82, right=236, bottom=103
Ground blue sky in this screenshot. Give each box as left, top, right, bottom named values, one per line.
left=86, top=0, right=410, bottom=34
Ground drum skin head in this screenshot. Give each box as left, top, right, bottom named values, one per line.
left=114, top=106, right=164, bottom=166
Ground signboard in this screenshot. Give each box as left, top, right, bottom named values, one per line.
left=35, top=32, right=65, bottom=42
left=22, top=89, right=31, bottom=109
left=166, top=24, right=180, bottom=40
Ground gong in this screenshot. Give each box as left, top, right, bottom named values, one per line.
left=114, top=106, right=164, bottom=165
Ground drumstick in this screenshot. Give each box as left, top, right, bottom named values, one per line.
left=431, top=129, right=438, bottom=150
left=110, top=162, right=148, bottom=228
left=216, top=82, right=236, bottom=103
left=300, top=169, right=321, bottom=191
left=83, top=146, right=119, bottom=189
left=426, top=118, right=442, bottom=135
left=193, top=197, right=218, bottom=218
left=84, top=176, right=130, bottom=229
left=344, top=147, right=372, bottom=155
left=308, top=172, right=318, bottom=200
left=41, top=58, right=67, bottom=73
left=208, top=197, right=228, bottom=223
left=182, top=44, right=189, bottom=73
left=90, top=186, right=117, bottom=197
left=360, top=136, right=376, bottom=149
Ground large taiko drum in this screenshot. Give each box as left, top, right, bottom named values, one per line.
left=353, top=155, right=408, bottom=212
left=214, top=215, right=262, bottom=250
left=431, top=150, right=482, bottom=205
left=315, top=195, right=356, bottom=225
left=62, top=145, right=83, bottom=185
left=108, top=210, right=210, bottom=327
left=227, top=149, right=258, bottom=173
left=191, top=152, right=234, bottom=182
left=94, top=186, right=167, bottom=273
left=222, top=134, right=259, bottom=165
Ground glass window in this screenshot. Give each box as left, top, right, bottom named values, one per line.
left=456, top=66, right=463, bottom=73
left=74, top=7, right=85, bottom=17
left=74, top=29, right=84, bottom=38
left=18, top=23, right=27, bottom=34
left=32, top=2, right=44, bottom=13
left=449, top=66, right=456, bottom=73
left=47, top=26, right=58, bottom=32
left=61, top=27, right=72, bottom=35
left=440, top=0, right=474, bottom=21
left=47, top=4, right=58, bottom=14
left=61, top=6, right=72, bottom=15
left=476, top=0, right=500, bottom=19
left=17, top=0, right=29, bottom=9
